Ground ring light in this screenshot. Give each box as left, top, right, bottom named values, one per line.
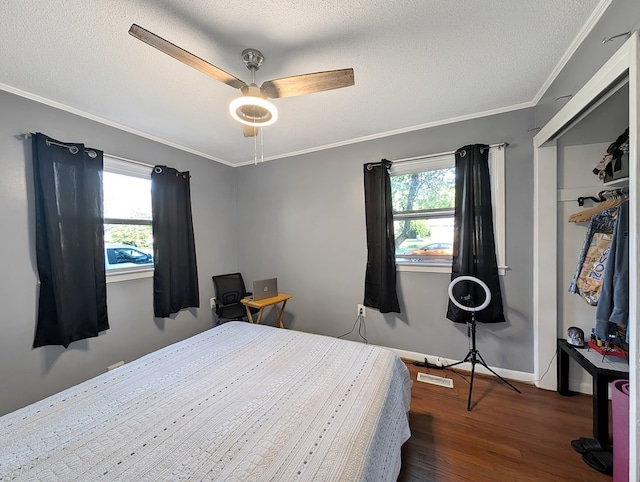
left=447, top=275, right=491, bottom=312
left=414, top=273, right=521, bottom=410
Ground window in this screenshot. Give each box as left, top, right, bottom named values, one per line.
left=103, top=156, right=153, bottom=279
left=390, top=147, right=507, bottom=274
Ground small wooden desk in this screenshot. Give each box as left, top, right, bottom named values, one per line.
left=556, top=338, right=629, bottom=446
left=241, top=293, right=291, bottom=328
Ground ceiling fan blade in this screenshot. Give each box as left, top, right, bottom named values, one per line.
left=260, top=68, right=354, bottom=99
left=243, top=125, right=258, bottom=137
left=129, top=24, right=247, bottom=90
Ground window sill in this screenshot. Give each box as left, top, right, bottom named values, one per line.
left=397, top=263, right=508, bottom=275
left=397, top=263, right=452, bottom=274
left=106, top=267, right=154, bottom=283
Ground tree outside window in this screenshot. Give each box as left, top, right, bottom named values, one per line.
left=389, top=145, right=507, bottom=273
left=391, top=165, right=455, bottom=265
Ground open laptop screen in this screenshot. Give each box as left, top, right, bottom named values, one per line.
left=252, top=278, right=278, bottom=300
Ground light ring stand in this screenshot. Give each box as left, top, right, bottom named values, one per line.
left=414, top=275, right=521, bottom=411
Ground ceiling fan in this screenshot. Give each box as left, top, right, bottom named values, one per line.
left=128, top=24, right=355, bottom=137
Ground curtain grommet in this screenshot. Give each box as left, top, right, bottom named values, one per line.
left=459, top=149, right=467, bottom=158
left=154, top=167, right=163, bottom=174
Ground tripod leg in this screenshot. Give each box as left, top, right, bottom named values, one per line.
left=467, top=360, right=476, bottom=411
left=440, top=349, right=473, bottom=369
left=475, top=351, right=522, bottom=394
left=440, top=359, right=465, bottom=369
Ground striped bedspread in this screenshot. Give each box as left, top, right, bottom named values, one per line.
left=0, top=322, right=412, bottom=481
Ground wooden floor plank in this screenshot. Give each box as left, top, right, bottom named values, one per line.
left=398, top=362, right=612, bottom=481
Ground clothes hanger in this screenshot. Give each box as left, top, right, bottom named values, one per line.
left=568, top=189, right=627, bottom=223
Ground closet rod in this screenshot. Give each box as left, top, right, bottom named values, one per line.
left=390, top=142, right=508, bottom=164
left=576, top=187, right=628, bottom=206
left=20, top=133, right=155, bottom=169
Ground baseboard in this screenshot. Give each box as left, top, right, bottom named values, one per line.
left=388, top=347, right=537, bottom=385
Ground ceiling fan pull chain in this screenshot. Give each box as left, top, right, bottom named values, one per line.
left=254, top=128, right=258, bottom=165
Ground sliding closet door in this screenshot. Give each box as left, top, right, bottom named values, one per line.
left=628, top=31, right=639, bottom=482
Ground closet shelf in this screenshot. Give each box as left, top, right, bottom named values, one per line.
left=603, top=176, right=629, bottom=187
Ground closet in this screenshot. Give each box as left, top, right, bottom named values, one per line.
left=533, top=32, right=638, bottom=478
left=559, top=86, right=629, bottom=392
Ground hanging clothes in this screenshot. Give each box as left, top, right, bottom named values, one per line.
left=595, top=201, right=629, bottom=344
left=568, top=207, right=618, bottom=302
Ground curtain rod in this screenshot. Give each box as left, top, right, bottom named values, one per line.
left=390, top=142, right=509, bottom=164
left=20, top=133, right=155, bottom=169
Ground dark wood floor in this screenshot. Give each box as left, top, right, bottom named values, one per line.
left=398, top=362, right=612, bottom=481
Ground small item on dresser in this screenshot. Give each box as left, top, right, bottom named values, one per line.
left=587, top=339, right=627, bottom=358
left=567, top=326, right=585, bottom=347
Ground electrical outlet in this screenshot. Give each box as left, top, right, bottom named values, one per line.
left=210, top=297, right=216, bottom=309
left=357, top=304, right=366, bottom=317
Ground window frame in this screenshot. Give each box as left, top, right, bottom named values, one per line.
left=391, top=146, right=507, bottom=275
left=102, top=156, right=154, bottom=283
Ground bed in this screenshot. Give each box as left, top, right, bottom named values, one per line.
left=0, top=322, right=412, bottom=481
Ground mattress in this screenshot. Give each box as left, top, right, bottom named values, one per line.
left=0, top=322, right=412, bottom=481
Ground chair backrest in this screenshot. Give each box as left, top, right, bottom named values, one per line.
left=212, top=273, right=248, bottom=305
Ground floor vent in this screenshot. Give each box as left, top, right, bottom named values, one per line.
left=416, top=372, right=454, bottom=388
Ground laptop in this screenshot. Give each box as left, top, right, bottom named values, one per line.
left=252, top=278, right=278, bottom=301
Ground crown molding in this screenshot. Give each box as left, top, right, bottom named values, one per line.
left=0, top=82, right=234, bottom=167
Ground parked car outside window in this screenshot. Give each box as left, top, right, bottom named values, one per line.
left=105, top=243, right=153, bottom=270
left=408, top=242, right=453, bottom=257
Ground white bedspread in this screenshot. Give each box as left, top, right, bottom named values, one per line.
left=0, top=322, right=412, bottom=481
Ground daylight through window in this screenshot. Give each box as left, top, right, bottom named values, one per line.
left=391, top=155, right=455, bottom=267
left=390, top=146, right=506, bottom=273
left=103, top=156, right=153, bottom=273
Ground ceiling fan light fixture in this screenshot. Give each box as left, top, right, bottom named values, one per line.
left=229, top=96, right=278, bottom=127
left=128, top=26, right=353, bottom=137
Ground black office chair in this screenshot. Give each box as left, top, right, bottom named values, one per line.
left=212, top=273, right=259, bottom=324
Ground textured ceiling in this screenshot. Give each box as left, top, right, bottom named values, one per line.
left=0, top=0, right=605, bottom=166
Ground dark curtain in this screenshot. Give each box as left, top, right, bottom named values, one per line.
left=447, top=144, right=505, bottom=324
left=151, top=165, right=199, bottom=318
left=363, top=160, right=400, bottom=313
left=32, top=132, right=108, bottom=348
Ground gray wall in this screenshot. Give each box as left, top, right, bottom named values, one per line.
left=534, top=0, right=640, bottom=127
left=235, top=108, right=537, bottom=373
left=0, top=89, right=238, bottom=416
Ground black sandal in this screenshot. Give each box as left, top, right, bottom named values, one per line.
left=570, top=437, right=603, bottom=454
left=582, top=450, right=613, bottom=475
